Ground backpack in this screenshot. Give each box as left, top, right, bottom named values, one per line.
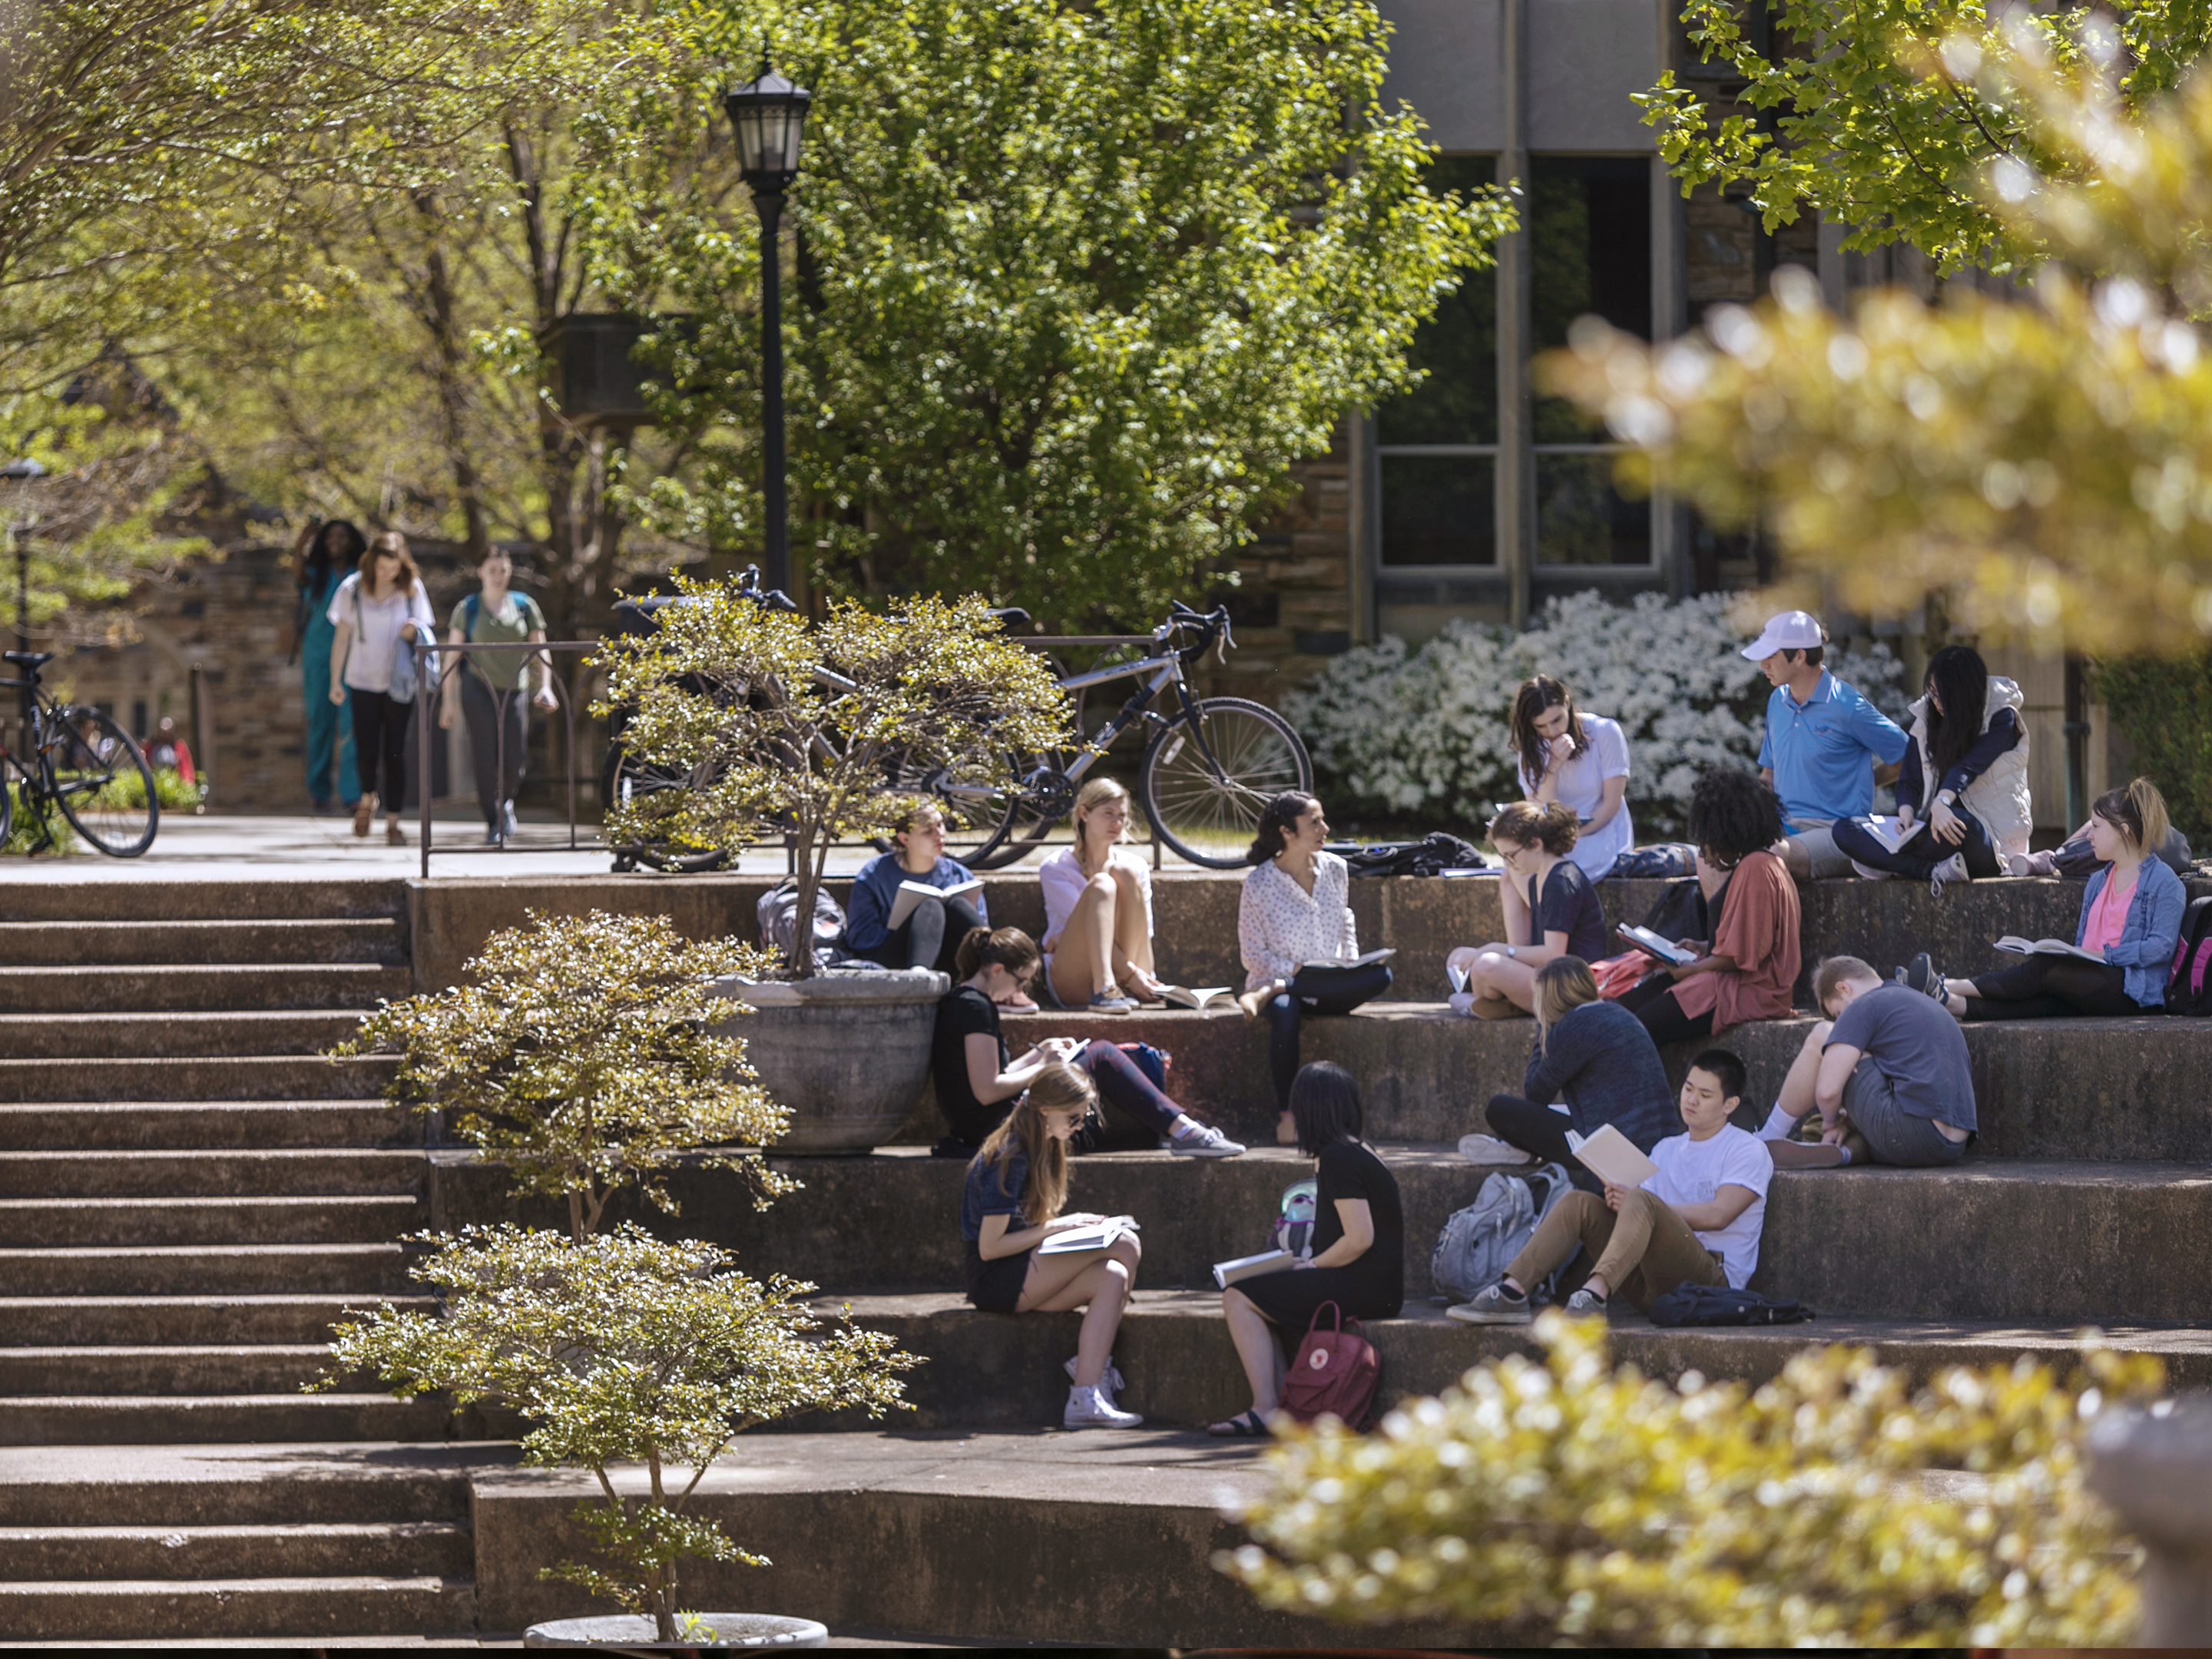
left=1646, top=1284, right=1816, bottom=1327
left=1339, top=833, right=1490, bottom=878
left=2167, top=895, right=2212, bottom=1015
left=1270, top=1178, right=1319, bottom=1260
left=1608, top=843, right=1698, bottom=879
left=757, top=878, right=852, bottom=969
left=1429, top=1161, right=1575, bottom=1301
left=1117, top=1041, right=1171, bottom=1092
left=1280, top=1302, right=1382, bottom=1429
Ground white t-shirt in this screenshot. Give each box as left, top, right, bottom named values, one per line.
left=1520, top=712, right=1633, bottom=881
left=1640, top=1124, right=1773, bottom=1289
left=329, top=573, right=436, bottom=694
left=1037, top=847, right=1154, bottom=969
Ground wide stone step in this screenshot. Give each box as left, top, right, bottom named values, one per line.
left=0, top=1521, right=472, bottom=1584
left=0, top=1345, right=359, bottom=1396
left=0, top=1574, right=476, bottom=1641
left=0, top=1441, right=512, bottom=1528
left=0, top=878, right=406, bottom=926
left=0, top=1243, right=416, bottom=1296
left=0, top=918, right=405, bottom=968
left=0, top=1195, right=424, bottom=1247
left=2, top=1295, right=435, bottom=1347
left=0, top=1101, right=417, bottom=1151
left=0, top=1011, right=369, bottom=1061
left=0, top=1394, right=468, bottom=1448
left=0, top=1149, right=426, bottom=1200
left=0, top=963, right=412, bottom=1015
left=0, top=1055, right=396, bottom=1104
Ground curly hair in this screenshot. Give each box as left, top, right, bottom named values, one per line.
left=1687, top=768, right=1786, bottom=868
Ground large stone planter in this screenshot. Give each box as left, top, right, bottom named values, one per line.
left=711, top=969, right=949, bottom=1154
left=524, top=1612, right=827, bottom=1650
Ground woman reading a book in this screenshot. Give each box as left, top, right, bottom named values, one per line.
left=1209, top=1063, right=1402, bottom=1436
left=1237, top=792, right=1394, bottom=1146
left=1446, top=801, right=1608, bottom=1021
left=846, top=803, right=1008, bottom=988
left=962, top=1063, right=1147, bottom=1430
left=1618, top=770, right=1800, bottom=1047
left=1038, top=777, right=1168, bottom=1015
left=1903, top=779, right=2184, bottom=1022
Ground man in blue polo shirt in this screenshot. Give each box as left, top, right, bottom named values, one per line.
left=1746, top=611, right=1908, bottom=880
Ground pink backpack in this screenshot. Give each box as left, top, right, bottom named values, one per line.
left=1280, top=1301, right=1381, bottom=1430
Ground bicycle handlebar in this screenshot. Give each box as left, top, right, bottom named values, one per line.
left=734, top=564, right=802, bottom=614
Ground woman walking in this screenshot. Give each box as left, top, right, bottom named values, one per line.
left=327, top=531, right=435, bottom=846
left=439, top=548, right=556, bottom=844
left=290, top=518, right=366, bottom=815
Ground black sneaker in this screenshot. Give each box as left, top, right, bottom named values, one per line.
left=1900, top=952, right=1945, bottom=1001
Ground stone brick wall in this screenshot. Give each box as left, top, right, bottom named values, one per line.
left=1202, top=422, right=1356, bottom=707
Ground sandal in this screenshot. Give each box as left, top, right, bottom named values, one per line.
left=1208, top=1409, right=1270, bottom=1438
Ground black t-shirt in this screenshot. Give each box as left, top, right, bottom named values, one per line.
left=1530, top=859, right=1610, bottom=965
left=1313, top=1138, right=1404, bottom=1310
left=933, top=985, right=1008, bottom=1148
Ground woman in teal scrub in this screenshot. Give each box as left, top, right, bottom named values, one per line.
left=290, top=518, right=366, bottom=813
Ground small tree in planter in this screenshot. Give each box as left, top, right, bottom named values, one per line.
left=332, top=909, right=793, bottom=1241
left=320, top=1224, right=916, bottom=1643
left=595, top=582, right=1072, bottom=979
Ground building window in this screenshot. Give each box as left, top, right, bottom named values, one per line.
left=1375, top=155, right=1496, bottom=568
left=1532, top=155, right=1651, bottom=567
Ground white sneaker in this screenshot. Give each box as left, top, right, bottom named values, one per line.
left=1848, top=858, right=1895, bottom=881
left=1457, top=1133, right=1535, bottom=1165
left=1063, top=1354, right=1126, bottom=1404
left=1063, top=1382, right=1143, bottom=1429
left=1169, top=1124, right=1245, bottom=1157
left=1928, top=852, right=1969, bottom=896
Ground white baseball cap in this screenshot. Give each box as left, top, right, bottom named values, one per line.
left=1740, top=610, right=1826, bottom=661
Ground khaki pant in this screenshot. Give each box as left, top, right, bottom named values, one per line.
left=1504, top=1189, right=1727, bottom=1311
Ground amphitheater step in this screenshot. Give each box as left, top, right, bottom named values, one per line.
left=0, top=1150, right=425, bottom=1200
left=0, top=1343, right=342, bottom=1396
left=0, top=1441, right=512, bottom=1528
left=0, top=1574, right=477, bottom=1641
left=0, top=1243, right=418, bottom=1297
left=0, top=1055, right=396, bottom=1104
left=0, top=1395, right=469, bottom=1448
left=0, top=1195, right=425, bottom=1248
left=0, top=1011, right=372, bottom=1061
left=0, top=1522, right=472, bottom=1584
left=0, top=879, right=406, bottom=926
left=0, top=964, right=412, bottom=1015
left=2, top=1296, right=435, bottom=1348
left=0, top=918, right=405, bottom=968
left=0, top=1101, right=417, bottom=1151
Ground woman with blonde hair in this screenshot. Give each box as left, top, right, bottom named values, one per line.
left=961, top=1062, right=1147, bottom=1429
left=1038, top=777, right=1166, bottom=1014
left=1460, top=955, right=1677, bottom=1185
left=1446, top=800, right=1609, bottom=1018
left=326, top=529, right=435, bottom=845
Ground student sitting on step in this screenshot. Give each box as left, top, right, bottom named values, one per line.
left=1037, top=777, right=1167, bottom=1015
left=1447, top=801, right=1609, bottom=1022
left=932, top=926, right=1243, bottom=1157
left=1465, top=955, right=1678, bottom=1188
left=1210, top=1063, right=1403, bottom=1436
left=1618, top=769, right=1801, bottom=1048
left=961, top=1062, right=1146, bottom=1429
left=1449, top=1049, right=1770, bottom=1323
left=1512, top=674, right=1634, bottom=882
left=846, top=803, right=1008, bottom=985
left=1899, top=779, right=2184, bottom=1024
left=1760, top=956, right=1975, bottom=1168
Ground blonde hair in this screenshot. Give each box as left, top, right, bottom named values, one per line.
left=363, top=530, right=421, bottom=596
left=1533, top=955, right=1600, bottom=1051
left=972, top=1061, right=1092, bottom=1225
left=1071, top=777, right=1131, bottom=859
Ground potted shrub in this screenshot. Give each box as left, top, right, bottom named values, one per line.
left=595, top=584, right=1071, bottom=1152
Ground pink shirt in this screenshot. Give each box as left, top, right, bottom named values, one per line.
left=2082, top=873, right=2136, bottom=958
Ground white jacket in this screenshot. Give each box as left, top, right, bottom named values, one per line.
left=1908, top=675, right=2032, bottom=859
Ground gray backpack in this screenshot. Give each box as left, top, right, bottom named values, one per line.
left=1430, top=1161, right=1575, bottom=1301
left=757, top=879, right=854, bottom=969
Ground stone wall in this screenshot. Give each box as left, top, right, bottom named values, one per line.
left=1202, top=420, right=1357, bottom=707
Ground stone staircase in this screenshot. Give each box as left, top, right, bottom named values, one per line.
left=0, top=880, right=505, bottom=1644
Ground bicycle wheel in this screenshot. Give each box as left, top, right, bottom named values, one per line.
left=0, top=769, right=13, bottom=846
left=604, top=748, right=729, bottom=873
left=871, top=753, right=1023, bottom=869
left=1139, top=697, right=1311, bottom=869
left=46, top=707, right=159, bottom=857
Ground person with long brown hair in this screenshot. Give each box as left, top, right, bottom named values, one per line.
left=1445, top=800, right=1608, bottom=1019
left=962, top=1063, right=1147, bottom=1429
left=1038, top=777, right=1164, bottom=1013
left=1511, top=674, right=1634, bottom=881
left=326, top=530, right=435, bottom=846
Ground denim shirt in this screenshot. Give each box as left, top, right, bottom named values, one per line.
left=2077, top=857, right=2187, bottom=1008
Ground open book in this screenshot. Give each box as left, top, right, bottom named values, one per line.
left=1446, top=960, right=1469, bottom=995
left=1566, top=1123, right=1659, bottom=1190
left=1212, top=1248, right=1296, bottom=1290
left=1617, top=925, right=1697, bottom=967
left=1857, top=814, right=1916, bottom=855
left=1158, top=985, right=1240, bottom=1012
left=1301, top=947, right=1396, bottom=972
left=1995, top=935, right=2105, bottom=964
left=1038, top=1214, right=1141, bottom=1257
left=886, top=876, right=984, bottom=931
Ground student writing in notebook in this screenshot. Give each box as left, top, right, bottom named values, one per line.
left=844, top=803, right=1006, bottom=986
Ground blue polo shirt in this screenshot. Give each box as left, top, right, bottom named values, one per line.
left=1757, top=670, right=1908, bottom=832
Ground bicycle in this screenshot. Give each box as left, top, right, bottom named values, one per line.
left=0, top=649, right=160, bottom=856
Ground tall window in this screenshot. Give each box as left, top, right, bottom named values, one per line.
left=1531, top=156, right=1652, bottom=565
left=1374, top=156, right=1496, bottom=567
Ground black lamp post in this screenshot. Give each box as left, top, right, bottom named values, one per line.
left=722, top=51, right=813, bottom=599
left=4, top=458, right=46, bottom=726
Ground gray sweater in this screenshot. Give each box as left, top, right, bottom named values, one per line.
left=1522, top=999, right=1678, bottom=1153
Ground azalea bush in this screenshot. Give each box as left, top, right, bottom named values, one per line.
left=1283, top=591, right=1906, bottom=839
left=1219, top=1313, right=2156, bottom=1646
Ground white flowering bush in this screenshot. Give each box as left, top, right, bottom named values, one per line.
left=1284, top=591, right=1909, bottom=839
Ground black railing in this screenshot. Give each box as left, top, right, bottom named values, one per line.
left=411, top=638, right=596, bottom=880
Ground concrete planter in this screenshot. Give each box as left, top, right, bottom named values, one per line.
left=712, top=969, right=949, bottom=1155
left=523, top=1613, right=828, bottom=1650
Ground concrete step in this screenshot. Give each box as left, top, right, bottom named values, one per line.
left=0, top=1345, right=356, bottom=1396
left=0, top=963, right=412, bottom=1015
left=0, top=1441, right=515, bottom=1528
left=0, top=1522, right=472, bottom=1584
left=0, top=1195, right=425, bottom=1247
left=0, top=918, right=404, bottom=968
left=0, top=1394, right=469, bottom=1447
left=0, top=1574, right=477, bottom=1641
left=0, top=1149, right=426, bottom=1200
left=0, top=1055, right=396, bottom=1104
left=0, top=1522, right=471, bottom=1584
left=0, top=878, right=406, bottom=925
left=0, top=1243, right=416, bottom=1296
left=0, top=1101, right=416, bottom=1151
left=0, top=1011, right=369, bottom=1061
left=2, top=1296, right=435, bottom=1347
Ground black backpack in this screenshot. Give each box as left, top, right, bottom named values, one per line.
left=1338, top=833, right=1490, bottom=878
left=1646, top=1283, right=1816, bottom=1327
left=2167, top=895, right=2212, bottom=1015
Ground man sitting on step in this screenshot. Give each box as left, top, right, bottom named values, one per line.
left=1760, top=955, right=1976, bottom=1169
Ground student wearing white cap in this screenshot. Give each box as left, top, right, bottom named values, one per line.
left=1743, top=611, right=1909, bottom=880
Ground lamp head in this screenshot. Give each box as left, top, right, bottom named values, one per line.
left=722, top=46, right=812, bottom=194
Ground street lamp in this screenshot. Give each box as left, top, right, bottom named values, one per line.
left=4, top=457, right=46, bottom=726
left=722, top=48, right=813, bottom=599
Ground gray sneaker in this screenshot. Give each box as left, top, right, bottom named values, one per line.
left=1168, top=1124, right=1245, bottom=1157
left=1088, top=990, right=1138, bottom=1015
left=1928, top=852, right=1969, bottom=896
left=1445, top=1282, right=1532, bottom=1326
left=1564, top=1287, right=1611, bottom=1316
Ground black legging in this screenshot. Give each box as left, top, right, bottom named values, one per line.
left=1618, top=972, right=1714, bottom=1048
left=859, top=893, right=986, bottom=975
left=1263, top=962, right=1393, bottom=1109
left=349, top=689, right=412, bottom=805
left=1072, top=1041, right=1185, bottom=1151
left=1962, top=955, right=2161, bottom=1021
left=1486, top=1093, right=1601, bottom=1193
left=1831, top=810, right=1999, bottom=882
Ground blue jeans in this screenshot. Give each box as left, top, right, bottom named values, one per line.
left=1263, top=962, right=1393, bottom=1109
left=1831, top=810, right=1998, bottom=882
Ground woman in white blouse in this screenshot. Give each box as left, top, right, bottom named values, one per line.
left=1037, top=778, right=1167, bottom=1014
left=1237, top=791, right=1392, bottom=1144
left=327, top=531, right=436, bottom=846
